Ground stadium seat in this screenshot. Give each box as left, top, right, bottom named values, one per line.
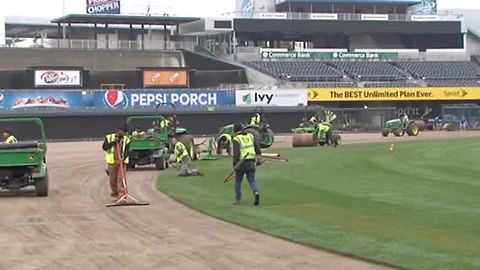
left=395, top=61, right=480, bottom=80
left=245, top=61, right=345, bottom=82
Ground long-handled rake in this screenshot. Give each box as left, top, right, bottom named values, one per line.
left=106, top=142, right=150, bottom=207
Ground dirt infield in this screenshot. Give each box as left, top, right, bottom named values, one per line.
left=1, top=131, right=478, bottom=270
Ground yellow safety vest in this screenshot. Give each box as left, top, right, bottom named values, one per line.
left=174, top=141, right=189, bottom=163
left=250, top=114, right=261, bottom=125
left=5, top=135, right=17, bottom=144
left=160, top=119, right=170, bottom=128
left=219, top=133, right=232, bottom=143
left=105, top=134, right=130, bottom=165
left=326, top=112, right=337, bottom=123
left=233, top=133, right=256, bottom=160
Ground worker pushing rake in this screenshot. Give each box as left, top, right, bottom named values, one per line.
left=103, top=126, right=149, bottom=207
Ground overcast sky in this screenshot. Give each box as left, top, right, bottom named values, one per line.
left=1, top=0, right=478, bottom=18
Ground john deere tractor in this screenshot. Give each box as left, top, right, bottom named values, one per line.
left=382, top=114, right=420, bottom=137
left=292, top=109, right=341, bottom=147
left=126, top=103, right=197, bottom=170
left=217, top=107, right=274, bottom=150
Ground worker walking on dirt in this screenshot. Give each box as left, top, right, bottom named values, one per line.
left=232, top=123, right=261, bottom=206
left=102, top=126, right=131, bottom=199
left=172, top=137, right=203, bottom=177
left=3, top=130, right=17, bottom=143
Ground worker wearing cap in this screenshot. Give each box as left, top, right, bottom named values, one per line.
left=172, top=137, right=203, bottom=177
left=309, top=115, right=318, bottom=126
left=3, top=130, right=18, bottom=143
left=217, top=133, right=232, bottom=156
left=102, top=126, right=131, bottom=199
left=232, top=123, right=261, bottom=206
left=160, top=117, right=171, bottom=129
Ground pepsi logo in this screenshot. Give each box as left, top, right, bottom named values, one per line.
left=0, top=93, right=4, bottom=103
left=104, top=90, right=128, bottom=109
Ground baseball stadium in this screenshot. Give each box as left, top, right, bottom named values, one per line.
left=1, top=0, right=480, bottom=269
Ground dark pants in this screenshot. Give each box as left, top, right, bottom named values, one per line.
left=235, top=160, right=259, bottom=201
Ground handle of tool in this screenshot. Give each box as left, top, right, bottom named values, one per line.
left=115, top=142, right=129, bottom=196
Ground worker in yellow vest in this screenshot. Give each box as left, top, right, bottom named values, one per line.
left=250, top=113, right=262, bottom=126
left=102, top=126, right=131, bottom=199
left=217, top=133, right=232, bottom=156
left=172, top=137, right=203, bottom=177
left=232, top=124, right=261, bottom=206
left=3, top=130, right=18, bottom=143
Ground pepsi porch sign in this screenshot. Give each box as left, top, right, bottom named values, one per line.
left=98, top=89, right=235, bottom=109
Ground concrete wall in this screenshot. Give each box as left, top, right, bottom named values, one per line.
left=0, top=48, right=184, bottom=71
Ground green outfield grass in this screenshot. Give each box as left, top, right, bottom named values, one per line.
left=158, top=138, right=480, bottom=269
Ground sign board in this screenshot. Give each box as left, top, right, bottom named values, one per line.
left=361, top=14, right=389, bottom=21
left=236, top=89, right=307, bottom=107
left=307, top=87, right=480, bottom=102
left=259, top=13, right=287, bottom=19
left=411, top=15, right=439, bottom=21
left=34, top=70, right=82, bottom=87
left=0, top=91, right=86, bottom=110
left=261, top=51, right=398, bottom=60
left=310, top=13, right=338, bottom=20
left=143, top=70, right=189, bottom=88
left=98, top=89, right=234, bottom=109
left=86, top=0, right=121, bottom=14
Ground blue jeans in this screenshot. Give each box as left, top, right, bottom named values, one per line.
left=235, top=161, right=259, bottom=201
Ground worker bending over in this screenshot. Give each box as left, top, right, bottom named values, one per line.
left=172, top=137, right=203, bottom=177
left=3, top=130, right=17, bottom=143
left=232, top=124, right=261, bottom=206
left=102, top=126, right=131, bottom=200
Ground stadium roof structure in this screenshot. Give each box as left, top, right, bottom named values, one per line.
left=51, top=14, right=200, bottom=26
left=275, top=0, right=421, bottom=4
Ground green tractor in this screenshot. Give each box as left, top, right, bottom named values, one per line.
left=0, top=118, right=49, bottom=196
left=217, top=107, right=275, bottom=151
left=126, top=103, right=197, bottom=170
left=292, top=109, right=340, bottom=147
left=382, top=115, right=420, bottom=137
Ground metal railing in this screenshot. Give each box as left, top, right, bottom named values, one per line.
left=3, top=39, right=198, bottom=51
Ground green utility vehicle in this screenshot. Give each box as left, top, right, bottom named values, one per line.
left=382, top=115, right=420, bottom=137
left=217, top=107, right=275, bottom=150
left=292, top=109, right=340, bottom=147
left=126, top=103, right=197, bottom=170
left=0, top=118, right=49, bottom=196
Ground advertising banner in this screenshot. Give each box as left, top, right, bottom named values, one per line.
left=143, top=70, right=189, bottom=88
left=259, top=13, right=287, bottom=19
left=86, top=0, right=121, bottom=14
left=236, top=89, right=307, bottom=107
left=96, top=89, right=235, bottom=109
left=310, top=13, right=338, bottom=20
left=307, top=87, right=480, bottom=102
left=0, top=91, right=86, bottom=110
left=34, top=70, right=82, bottom=87
left=261, top=51, right=398, bottom=60
left=360, top=14, right=389, bottom=21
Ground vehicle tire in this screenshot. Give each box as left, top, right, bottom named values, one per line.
left=319, top=141, right=326, bottom=146
left=244, top=128, right=261, bottom=148
left=127, top=161, right=136, bottom=170
left=381, top=130, right=389, bottom=137
left=35, top=173, right=49, bottom=197
left=393, top=128, right=404, bottom=137
left=155, top=157, right=166, bottom=170
left=262, top=128, right=275, bottom=148
left=406, top=124, right=420, bottom=137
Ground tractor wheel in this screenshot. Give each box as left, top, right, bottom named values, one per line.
left=34, top=173, right=49, bottom=197
left=262, top=128, right=275, bottom=148
left=331, top=134, right=341, bottom=147
left=155, top=157, right=166, bottom=170
left=244, top=128, right=261, bottom=148
left=127, top=161, right=136, bottom=170
left=393, top=128, right=404, bottom=137
left=381, top=130, right=389, bottom=137
left=406, top=124, right=420, bottom=137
